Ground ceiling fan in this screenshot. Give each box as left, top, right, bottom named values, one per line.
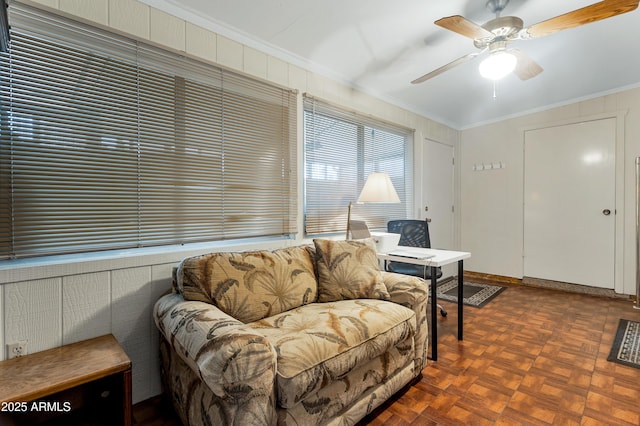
left=411, top=0, right=639, bottom=83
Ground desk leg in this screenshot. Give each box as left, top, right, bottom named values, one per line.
left=458, top=260, right=464, bottom=341
left=430, top=266, right=438, bottom=361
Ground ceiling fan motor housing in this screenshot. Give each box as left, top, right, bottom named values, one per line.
left=474, top=16, right=523, bottom=49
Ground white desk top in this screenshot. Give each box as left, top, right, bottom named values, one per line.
left=377, top=247, right=471, bottom=267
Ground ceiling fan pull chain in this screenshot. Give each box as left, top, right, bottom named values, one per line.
left=493, top=80, right=497, bottom=100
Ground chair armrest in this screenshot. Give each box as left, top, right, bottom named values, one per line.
left=154, top=293, right=277, bottom=400
left=381, top=271, right=429, bottom=371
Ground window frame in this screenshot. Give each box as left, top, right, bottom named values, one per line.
left=303, top=95, right=413, bottom=236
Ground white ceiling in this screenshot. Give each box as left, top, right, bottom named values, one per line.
left=140, top=0, right=640, bottom=129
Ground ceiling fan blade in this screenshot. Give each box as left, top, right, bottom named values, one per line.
left=524, top=0, right=639, bottom=38
left=511, top=49, right=543, bottom=80
left=435, top=15, right=494, bottom=40
left=411, top=52, right=481, bottom=84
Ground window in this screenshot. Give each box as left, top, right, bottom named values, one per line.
left=303, top=95, right=413, bottom=235
left=0, top=3, right=297, bottom=259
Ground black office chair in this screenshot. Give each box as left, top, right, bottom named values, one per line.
left=386, top=219, right=447, bottom=317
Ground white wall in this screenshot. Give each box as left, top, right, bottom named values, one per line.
left=0, top=0, right=458, bottom=404
left=460, top=88, right=640, bottom=296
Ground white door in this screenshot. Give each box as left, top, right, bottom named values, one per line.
left=523, top=118, right=616, bottom=288
left=422, top=139, right=455, bottom=275
left=422, top=139, right=454, bottom=249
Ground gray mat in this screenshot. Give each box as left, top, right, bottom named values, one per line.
left=608, top=319, right=640, bottom=369
left=436, top=281, right=506, bottom=308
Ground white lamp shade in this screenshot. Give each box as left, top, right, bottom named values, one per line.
left=479, top=51, right=517, bottom=80
left=357, top=172, right=401, bottom=203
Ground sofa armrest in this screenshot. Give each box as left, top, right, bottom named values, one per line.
left=154, top=293, right=277, bottom=400
left=381, top=271, right=429, bottom=308
left=381, top=271, right=429, bottom=371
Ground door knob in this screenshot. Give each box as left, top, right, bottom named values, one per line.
left=603, top=209, right=611, bottom=216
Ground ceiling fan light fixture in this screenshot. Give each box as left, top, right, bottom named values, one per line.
left=479, top=51, right=517, bottom=80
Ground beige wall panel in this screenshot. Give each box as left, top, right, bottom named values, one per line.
left=244, top=46, right=268, bottom=79
left=129, top=336, right=155, bottom=403
left=62, top=271, right=111, bottom=345
left=186, top=22, right=217, bottom=63
left=60, top=0, right=108, bottom=25
left=112, top=267, right=152, bottom=332
left=111, top=266, right=153, bottom=403
left=5, top=278, right=62, bottom=355
left=533, top=103, right=580, bottom=125
left=150, top=8, right=185, bottom=52
left=147, top=262, right=175, bottom=396
left=217, top=35, right=243, bottom=70
left=318, top=77, right=343, bottom=102
left=578, top=97, right=606, bottom=117
left=267, top=56, right=288, bottom=86
left=616, top=87, right=640, bottom=110
left=109, top=0, right=149, bottom=40
left=288, top=64, right=307, bottom=89
left=150, top=263, right=174, bottom=299
left=305, top=72, right=324, bottom=96
left=29, top=0, right=59, bottom=8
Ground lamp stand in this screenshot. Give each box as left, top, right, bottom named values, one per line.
left=346, top=201, right=355, bottom=239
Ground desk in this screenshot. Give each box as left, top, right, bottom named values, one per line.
left=378, top=248, right=471, bottom=361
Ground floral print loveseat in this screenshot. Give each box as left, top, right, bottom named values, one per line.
left=154, top=238, right=428, bottom=425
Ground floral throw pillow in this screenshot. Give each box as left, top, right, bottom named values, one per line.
left=313, top=238, right=390, bottom=302
left=178, top=246, right=318, bottom=323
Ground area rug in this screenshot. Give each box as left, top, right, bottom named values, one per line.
left=436, top=280, right=506, bottom=308
left=608, top=319, right=640, bottom=369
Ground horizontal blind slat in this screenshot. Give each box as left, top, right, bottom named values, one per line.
left=0, top=2, right=297, bottom=259
left=303, top=95, right=412, bottom=235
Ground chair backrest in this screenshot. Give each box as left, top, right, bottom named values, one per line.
left=385, top=219, right=441, bottom=279
left=387, top=219, right=432, bottom=248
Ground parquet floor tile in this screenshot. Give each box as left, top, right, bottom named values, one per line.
left=359, top=282, right=640, bottom=425
left=133, top=281, right=640, bottom=425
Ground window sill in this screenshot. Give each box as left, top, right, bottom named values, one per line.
left=0, top=236, right=296, bottom=285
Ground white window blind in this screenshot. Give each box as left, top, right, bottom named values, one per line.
left=0, top=3, right=297, bottom=259
left=303, top=95, right=413, bottom=235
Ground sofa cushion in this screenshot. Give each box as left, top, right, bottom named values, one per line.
left=285, top=355, right=415, bottom=424
left=178, top=246, right=318, bottom=323
left=250, top=299, right=416, bottom=408
left=313, top=238, right=390, bottom=302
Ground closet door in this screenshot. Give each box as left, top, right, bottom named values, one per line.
left=524, top=118, right=616, bottom=288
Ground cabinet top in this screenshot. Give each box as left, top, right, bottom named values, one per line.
left=0, top=334, right=130, bottom=403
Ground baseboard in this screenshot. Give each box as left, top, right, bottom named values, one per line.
left=522, top=276, right=624, bottom=298
left=463, top=271, right=632, bottom=299
left=464, top=271, right=521, bottom=285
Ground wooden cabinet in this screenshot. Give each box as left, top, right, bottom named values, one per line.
left=0, top=334, right=131, bottom=425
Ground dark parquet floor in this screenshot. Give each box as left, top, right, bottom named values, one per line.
left=133, top=281, right=640, bottom=425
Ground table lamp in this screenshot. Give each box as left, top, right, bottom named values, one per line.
left=346, top=172, right=400, bottom=239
